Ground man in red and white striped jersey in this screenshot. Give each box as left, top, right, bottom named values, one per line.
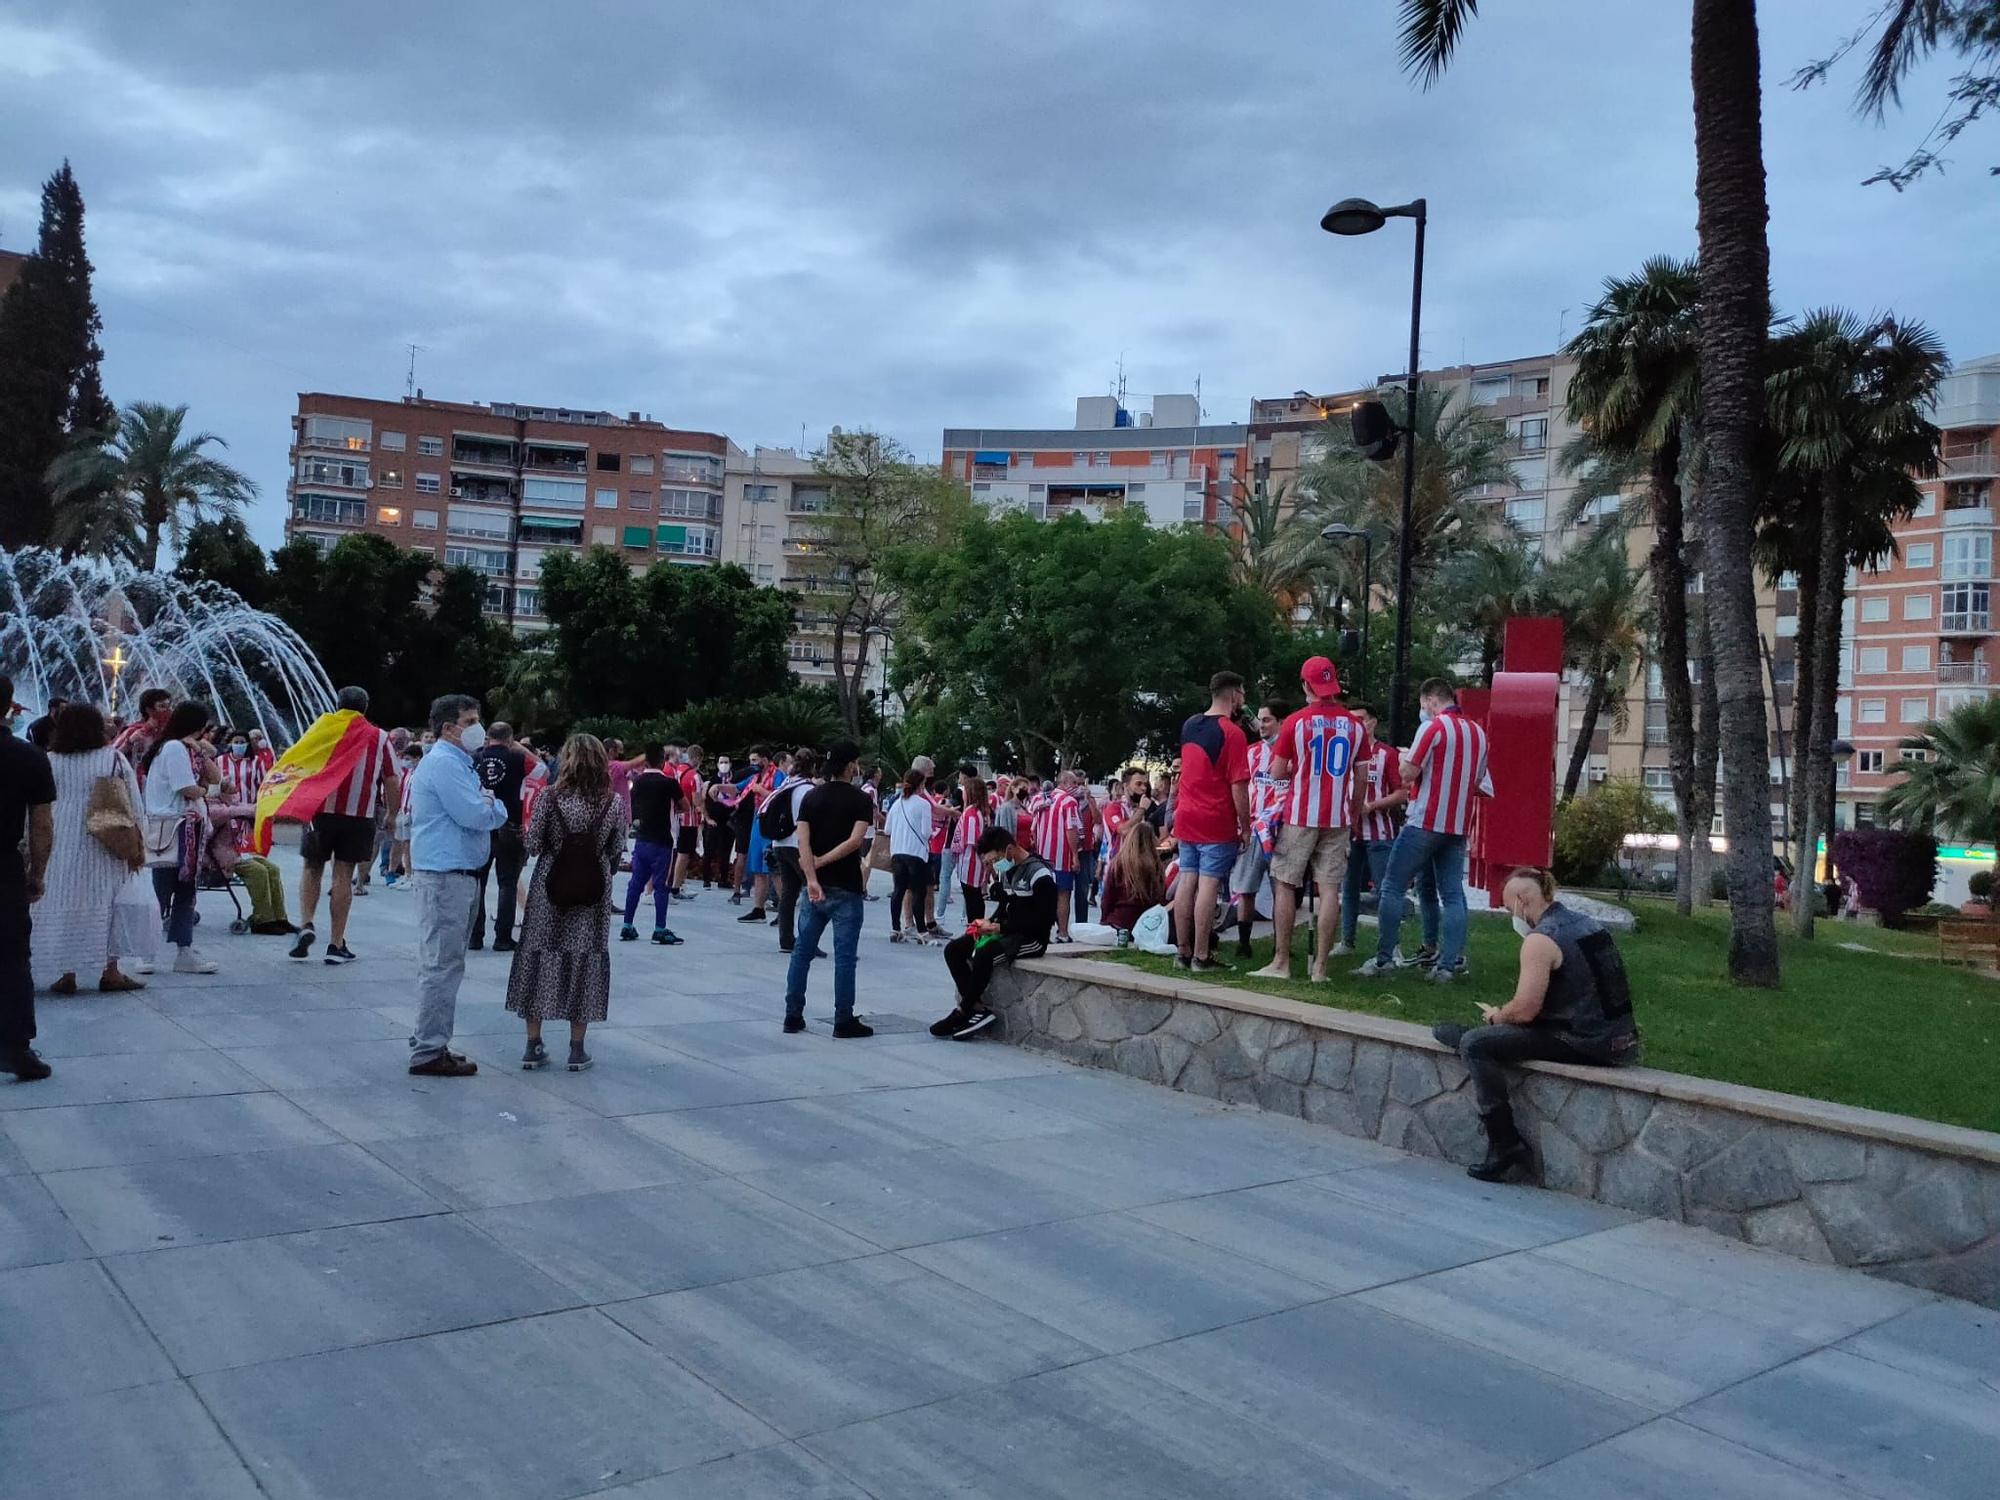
left=1356, top=677, right=1492, bottom=982
left=1030, top=769, right=1085, bottom=941
left=292, top=686, right=400, bottom=966
left=1337, top=702, right=1409, bottom=957
left=1227, top=701, right=1292, bottom=959
left=1253, top=658, right=1370, bottom=982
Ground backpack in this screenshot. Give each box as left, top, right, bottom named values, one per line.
left=544, top=798, right=609, bottom=909
left=758, top=781, right=805, bottom=842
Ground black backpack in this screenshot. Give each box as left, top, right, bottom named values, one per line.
left=758, top=781, right=804, bottom=842
left=544, top=799, right=608, bottom=909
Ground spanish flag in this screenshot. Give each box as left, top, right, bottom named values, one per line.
left=251, top=710, right=379, bottom=855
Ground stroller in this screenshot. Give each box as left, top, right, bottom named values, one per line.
left=198, top=805, right=253, bottom=935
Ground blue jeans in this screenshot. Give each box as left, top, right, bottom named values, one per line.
left=1075, top=848, right=1097, bottom=920
left=153, top=867, right=196, bottom=949
left=1340, top=838, right=1396, bottom=945
left=785, top=886, right=864, bottom=1023
left=623, top=839, right=673, bottom=929
left=1373, top=826, right=1467, bottom=968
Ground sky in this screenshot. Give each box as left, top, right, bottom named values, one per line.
left=2, top=0, right=1994, bottom=550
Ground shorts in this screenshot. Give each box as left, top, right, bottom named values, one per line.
left=676, top=824, right=703, bottom=857
left=928, top=853, right=943, bottom=881
left=1229, top=839, right=1271, bottom=899
left=1178, top=840, right=1239, bottom=881
left=1270, top=824, right=1351, bottom=890
left=300, top=811, right=376, bottom=867
left=1052, top=871, right=1076, bottom=893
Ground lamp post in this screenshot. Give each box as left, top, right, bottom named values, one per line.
left=1322, top=194, right=1426, bottom=744
left=1319, top=524, right=1373, bottom=699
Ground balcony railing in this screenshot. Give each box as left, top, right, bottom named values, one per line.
left=451, top=446, right=516, bottom=467
left=300, top=434, right=370, bottom=453
left=1942, top=452, right=1997, bottom=480
left=1941, top=612, right=1991, bottom=634
left=523, top=453, right=587, bottom=474
left=1942, top=504, right=1993, bottom=527
left=660, top=461, right=723, bottom=486
left=1939, top=660, right=1991, bottom=685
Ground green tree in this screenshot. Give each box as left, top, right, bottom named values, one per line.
left=1403, top=0, right=1785, bottom=987
left=805, top=430, right=973, bottom=736
left=1542, top=529, right=1650, bottom=803
left=46, top=402, right=257, bottom=570
left=1225, top=474, right=1333, bottom=612
left=1879, top=695, right=2000, bottom=888
left=1436, top=537, right=1544, bottom=686
left=0, top=162, right=113, bottom=550
left=1553, top=779, right=1675, bottom=888
left=883, top=508, right=1279, bottom=772
left=175, top=517, right=271, bottom=607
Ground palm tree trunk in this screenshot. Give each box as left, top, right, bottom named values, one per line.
left=1648, top=433, right=1700, bottom=915
left=1793, top=487, right=1848, bottom=938
left=1689, top=604, right=1721, bottom=907
left=1691, top=0, right=1780, bottom=985
left=1787, top=510, right=1820, bottom=878
left=140, top=518, right=162, bottom=572
left=1561, top=671, right=1608, bottom=803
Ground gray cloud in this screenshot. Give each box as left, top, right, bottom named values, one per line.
left=1, top=0, right=1994, bottom=548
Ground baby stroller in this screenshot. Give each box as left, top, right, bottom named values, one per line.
left=199, top=805, right=253, bottom=935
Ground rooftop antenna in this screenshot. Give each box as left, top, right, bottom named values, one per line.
left=1115, top=354, right=1127, bottom=410
left=404, top=343, right=424, bottom=401
left=1194, top=372, right=1204, bottom=422
left=800, top=422, right=807, bottom=455
left=1556, top=306, right=1571, bottom=348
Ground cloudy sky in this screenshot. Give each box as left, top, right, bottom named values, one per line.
left=3, top=0, right=1994, bottom=549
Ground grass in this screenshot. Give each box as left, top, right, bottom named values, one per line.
left=1100, top=898, right=2000, bottom=1135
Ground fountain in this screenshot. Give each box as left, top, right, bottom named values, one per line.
left=0, top=547, right=334, bottom=743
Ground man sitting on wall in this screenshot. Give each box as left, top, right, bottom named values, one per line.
left=928, top=826, right=1057, bottom=1041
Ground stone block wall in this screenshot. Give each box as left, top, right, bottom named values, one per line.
left=988, top=960, right=2000, bottom=1308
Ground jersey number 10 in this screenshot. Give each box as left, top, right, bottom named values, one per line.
left=1306, top=731, right=1351, bottom=779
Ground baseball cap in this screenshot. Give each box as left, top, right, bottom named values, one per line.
left=1301, top=656, right=1342, bottom=699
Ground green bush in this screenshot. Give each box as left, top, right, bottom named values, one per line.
left=1553, top=779, right=1674, bottom=887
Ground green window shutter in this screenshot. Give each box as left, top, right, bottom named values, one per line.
left=657, top=525, right=687, bottom=549
left=621, top=526, right=650, bottom=548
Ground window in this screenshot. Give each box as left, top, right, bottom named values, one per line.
left=1860, top=596, right=1890, bottom=622
left=972, top=483, right=990, bottom=493
left=292, top=493, right=364, bottom=525
left=377, top=467, right=403, bottom=490
left=743, top=484, right=778, bottom=503
left=379, top=430, right=406, bottom=452
left=656, top=524, right=718, bottom=556
left=522, top=476, right=586, bottom=508
left=1642, top=768, right=1674, bottom=791
left=1856, top=749, right=1884, bottom=773
left=596, top=452, right=620, bottom=472
left=1901, top=697, right=1929, bottom=722
left=302, top=415, right=371, bottom=450
left=753, top=563, right=774, bottom=583
left=375, top=506, right=402, bottom=525
left=661, top=488, right=721, bottom=519
left=621, top=526, right=651, bottom=549
left=515, top=587, right=541, bottom=617
left=1902, top=645, right=1931, bottom=672
left=1858, top=647, right=1889, bottom=673
left=444, top=546, right=510, bottom=576
left=417, top=436, right=444, bottom=457
left=1579, top=494, right=1621, bottom=523
left=296, top=455, right=368, bottom=488
left=412, top=509, right=438, bottom=531
left=415, top=473, right=441, bottom=495
left=1947, top=479, right=1991, bottom=510
left=516, top=515, right=583, bottom=547
left=1943, top=533, right=1990, bottom=580
left=1508, top=458, right=1545, bottom=491
left=447, top=507, right=511, bottom=542
left=1073, top=451, right=1091, bottom=466
left=660, top=454, right=723, bottom=485
left=1905, top=592, right=1933, bottom=620
left=1859, top=699, right=1887, bottom=723
left=1516, top=417, right=1548, bottom=452
left=1777, top=571, right=1799, bottom=591
left=1645, top=704, right=1668, bottom=744
left=1900, top=747, right=1930, bottom=762
left=791, top=487, right=830, bottom=513
left=591, top=525, right=616, bottom=546
left=1914, top=494, right=1936, bottom=517
left=1775, top=614, right=1798, bottom=638
left=1943, top=581, right=1991, bottom=631
left=1183, top=493, right=1204, bottom=521
left=1771, top=657, right=1796, bottom=685
left=1506, top=497, right=1545, bottom=528
left=629, top=455, right=654, bottom=475
left=595, top=487, right=618, bottom=508
left=1470, top=375, right=1510, bottom=405
left=1906, top=542, right=1935, bottom=569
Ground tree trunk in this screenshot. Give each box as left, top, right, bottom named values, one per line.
left=1786, top=509, right=1819, bottom=879
left=1793, top=487, right=1848, bottom=938
left=1648, top=433, right=1699, bottom=916
left=1561, top=670, right=1607, bottom=803
left=1691, top=0, right=1780, bottom=985
left=140, top=517, right=161, bottom=572
left=1689, top=603, right=1721, bottom=907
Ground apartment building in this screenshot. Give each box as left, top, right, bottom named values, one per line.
left=283, top=393, right=728, bottom=627
left=941, top=394, right=1248, bottom=528
left=1840, top=353, right=2000, bottom=833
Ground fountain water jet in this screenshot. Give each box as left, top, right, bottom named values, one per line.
left=0, top=547, right=334, bottom=743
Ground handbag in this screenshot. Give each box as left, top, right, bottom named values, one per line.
left=87, top=772, right=146, bottom=870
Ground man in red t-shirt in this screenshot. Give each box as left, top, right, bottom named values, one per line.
left=1172, top=670, right=1252, bottom=972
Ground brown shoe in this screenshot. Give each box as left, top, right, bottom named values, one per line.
left=408, top=1053, right=478, bottom=1077
left=50, top=974, right=78, bottom=996
left=98, top=971, right=146, bottom=993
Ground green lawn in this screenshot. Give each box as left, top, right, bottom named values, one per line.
left=1102, top=898, right=2000, bottom=1134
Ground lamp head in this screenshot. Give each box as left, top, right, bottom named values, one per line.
left=1320, top=523, right=1361, bottom=541
left=1321, top=198, right=1386, bottom=235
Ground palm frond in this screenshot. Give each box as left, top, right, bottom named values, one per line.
left=1397, top=0, right=1481, bottom=87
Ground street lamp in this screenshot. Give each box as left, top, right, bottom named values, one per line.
left=1319, top=523, right=1373, bottom=699
left=1825, top=739, right=1855, bottom=888
left=1321, top=194, right=1427, bottom=744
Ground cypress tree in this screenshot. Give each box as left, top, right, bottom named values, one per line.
left=0, top=161, right=113, bottom=549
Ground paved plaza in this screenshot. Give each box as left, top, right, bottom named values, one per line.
left=1, top=852, right=1995, bottom=1499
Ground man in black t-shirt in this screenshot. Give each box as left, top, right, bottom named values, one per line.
left=1, top=678, right=57, bottom=1081
left=782, top=740, right=876, bottom=1039
left=622, top=745, right=684, bottom=946
left=471, top=722, right=530, bottom=951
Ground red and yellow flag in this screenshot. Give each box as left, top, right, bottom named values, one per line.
left=251, top=710, right=378, bottom=855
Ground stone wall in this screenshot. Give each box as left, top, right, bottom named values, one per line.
left=987, top=958, right=2000, bottom=1308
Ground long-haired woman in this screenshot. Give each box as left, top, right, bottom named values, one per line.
left=952, top=776, right=993, bottom=921
left=38, top=704, right=151, bottom=994
left=140, top=701, right=218, bottom=974
left=1100, top=819, right=1167, bottom=943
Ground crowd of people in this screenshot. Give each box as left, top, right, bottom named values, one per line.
left=2, top=660, right=1638, bottom=1184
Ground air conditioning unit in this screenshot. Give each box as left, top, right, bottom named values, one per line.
left=1587, top=765, right=1608, bottom=782
left=449, top=487, right=464, bottom=498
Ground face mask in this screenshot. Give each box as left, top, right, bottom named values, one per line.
left=992, top=858, right=1014, bottom=875
left=229, top=742, right=247, bottom=756
left=718, top=761, right=732, bottom=776
left=1511, top=913, right=1533, bottom=939
left=458, top=722, right=486, bottom=752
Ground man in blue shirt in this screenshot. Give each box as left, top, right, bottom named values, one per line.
left=405, top=694, right=507, bottom=1076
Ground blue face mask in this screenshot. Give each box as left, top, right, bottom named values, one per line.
left=992, top=858, right=1014, bottom=876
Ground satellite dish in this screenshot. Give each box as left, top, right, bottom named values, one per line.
left=1350, top=400, right=1400, bottom=463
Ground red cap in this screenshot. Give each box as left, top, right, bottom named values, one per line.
left=1301, top=655, right=1341, bottom=699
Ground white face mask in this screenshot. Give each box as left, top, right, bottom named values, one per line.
left=458, top=722, right=486, bottom=752
left=1511, top=913, right=1533, bottom=939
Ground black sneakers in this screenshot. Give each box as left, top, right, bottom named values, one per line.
left=929, top=1005, right=971, bottom=1038
left=953, top=1008, right=998, bottom=1040
left=736, top=908, right=768, bottom=924
left=652, top=929, right=684, bottom=946
left=783, top=1015, right=807, bottom=1034
left=567, top=1044, right=592, bottom=1072
left=830, top=1017, right=875, bottom=1039
left=323, top=943, right=356, bottom=966
left=493, top=937, right=517, bottom=953
left=288, top=929, right=314, bottom=961
left=522, top=1039, right=549, bottom=1070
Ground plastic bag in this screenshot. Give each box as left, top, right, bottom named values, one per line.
left=1131, top=904, right=1176, bottom=955
left=1068, top=921, right=1118, bottom=947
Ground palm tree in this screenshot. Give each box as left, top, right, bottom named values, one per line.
left=1225, top=474, right=1332, bottom=611
left=1763, top=310, right=1946, bottom=936
left=1880, top=696, right=2000, bottom=890
left=1298, top=384, right=1511, bottom=594
left=1437, top=537, right=1543, bottom=686
left=1544, top=529, right=1652, bottom=802
left=1401, top=0, right=1783, bottom=986
left=46, top=401, right=258, bottom=572
left=1562, top=255, right=1712, bottom=910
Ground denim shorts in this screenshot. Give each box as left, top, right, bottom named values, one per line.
left=1178, top=840, right=1239, bottom=880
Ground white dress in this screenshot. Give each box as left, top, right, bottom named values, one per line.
left=35, top=747, right=152, bottom=981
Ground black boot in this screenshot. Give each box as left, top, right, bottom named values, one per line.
left=1467, top=1103, right=1533, bottom=1182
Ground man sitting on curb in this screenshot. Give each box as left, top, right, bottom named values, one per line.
left=1432, top=867, right=1642, bottom=1181
left=929, top=826, right=1057, bottom=1041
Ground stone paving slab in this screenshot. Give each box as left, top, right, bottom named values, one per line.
left=3, top=849, right=1992, bottom=1498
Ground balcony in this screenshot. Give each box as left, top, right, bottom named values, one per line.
left=451, top=443, right=516, bottom=468
left=1938, top=660, right=1990, bottom=685
left=1942, top=451, right=1997, bottom=481
left=300, top=433, right=370, bottom=453
left=523, top=448, right=587, bottom=474
left=1941, top=612, right=1991, bottom=635
left=1937, top=685, right=1996, bottom=714
left=295, top=463, right=370, bottom=491
left=1942, top=503, right=1993, bottom=527
left=660, top=459, right=723, bottom=486
left=449, top=477, right=515, bottom=503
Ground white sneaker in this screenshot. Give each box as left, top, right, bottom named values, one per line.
left=128, top=958, right=155, bottom=975
left=1330, top=941, right=1354, bottom=957
left=173, top=948, right=219, bottom=975
left=1352, top=956, right=1399, bottom=978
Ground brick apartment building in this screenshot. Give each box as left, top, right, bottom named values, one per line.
left=1840, top=353, right=2000, bottom=840
left=283, top=393, right=727, bottom=628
